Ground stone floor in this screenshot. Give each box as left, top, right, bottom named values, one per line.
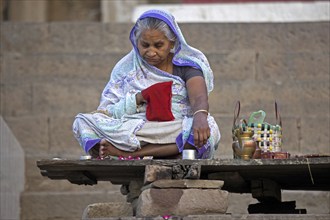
left=83, top=214, right=330, bottom=220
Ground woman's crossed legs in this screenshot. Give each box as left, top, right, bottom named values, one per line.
left=90, top=138, right=195, bottom=159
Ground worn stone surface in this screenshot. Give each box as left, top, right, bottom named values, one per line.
left=21, top=191, right=126, bottom=220
left=144, top=165, right=172, bottom=185
left=183, top=163, right=201, bottom=179
left=60, top=214, right=330, bottom=220
left=0, top=117, right=25, bottom=220
left=4, top=116, right=49, bottom=155
left=126, top=180, right=144, bottom=203
left=172, top=163, right=201, bottom=180
left=183, top=214, right=330, bottom=220
left=82, top=202, right=133, bottom=219
left=149, top=179, right=224, bottom=189
left=48, top=115, right=83, bottom=157
left=136, top=188, right=228, bottom=217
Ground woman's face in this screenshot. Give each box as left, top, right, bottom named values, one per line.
left=137, top=29, right=174, bottom=69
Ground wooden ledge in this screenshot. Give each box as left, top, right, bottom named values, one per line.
left=37, top=157, right=330, bottom=192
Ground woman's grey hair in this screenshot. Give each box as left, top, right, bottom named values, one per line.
left=134, top=17, right=178, bottom=52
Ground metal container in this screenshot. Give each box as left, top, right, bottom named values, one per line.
left=80, top=155, right=92, bottom=160
left=182, top=149, right=196, bottom=160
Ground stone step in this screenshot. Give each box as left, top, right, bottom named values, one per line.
left=136, top=188, right=228, bottom=217
left=83, top=214, right=330, bottom=220
left=2, top=22, right=328, bottom=54
left=21, top=191, right=126, bottom=220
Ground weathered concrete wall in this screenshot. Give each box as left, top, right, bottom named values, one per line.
left=0, top=22, right=329, bottom=219
left=0, top=116, right=25, bottom=220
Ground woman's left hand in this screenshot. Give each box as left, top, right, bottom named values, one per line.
left=192, top=112, right=210, bottom=148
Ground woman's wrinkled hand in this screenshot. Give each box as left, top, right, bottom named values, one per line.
left=135, top=92, right=146, bottom=106
left=192, top=112, right=210, bottom=148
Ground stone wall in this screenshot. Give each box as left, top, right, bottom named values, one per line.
left=0, top=116, right=25, bottom=220
left=0, top=22, right=329, bottom=219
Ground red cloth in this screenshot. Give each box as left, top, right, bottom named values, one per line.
left=141, top=81, right=175, bottom=121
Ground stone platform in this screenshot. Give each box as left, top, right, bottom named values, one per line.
left=37, top=157, right=330, bottom=191
left=82, top=214, right=330, bottom=220
left=38, top=157, right=330, bottom=218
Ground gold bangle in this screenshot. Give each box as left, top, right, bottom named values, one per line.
left=193, top=109, right=208, bottom=117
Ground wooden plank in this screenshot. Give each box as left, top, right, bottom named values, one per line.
left=37, top=157, right=330, bottom=191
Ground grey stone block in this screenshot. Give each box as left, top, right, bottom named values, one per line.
left=82, top=202, right=133, bottom=219
left=49, top=115, right=83, bottom=157
left=127, top=180, right=144, bottom=203
left=282, top=191, right=330, bottom=214
left=144, top=165, right=172, bottom=185
left=285, top=22, right=330, bottom=52
left=286, top=52, right=330, bottom=82
left=102, top=23, right=133, bottom=53
left=279, top=117, right=300, bottom=155
left=0, top=83, right=33, bottom=117
left=2, top=53, right=125, bottom=83
left=4, top=116, right=49, bottom=154
left=1, top=23, right=49, bottom=53
left=0, top=116, right=25, bottom=220
left=32, top=82, right=102, bottom=116
left=256, top=51, right=291, bottom=82
left=239, top=23, right=287, bottom=51
left=1, top=53, right=36, bottom=83
left=213, top=116, right=235, bottom=159
left=180, top=24, right=242, bottom=53
left=48, top=0, right=100, bottom=22
left=275, top=81, right=329, bottom=116
left=300, top=116, right=330, bottom=155
left=21, top=191, right=126, bottom=220
left=136, top=188, right=228, bottom=217
left=149, top=179, right=224, bottom=189
left=207, top=50, right=256, bottom=81
left=48, top=23, right=103, bottom=54
left=35, top=53, right=125, bottom=82
left=183, top=214, right=330, bottom=220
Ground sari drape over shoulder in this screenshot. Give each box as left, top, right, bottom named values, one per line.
left=72, top=9, right=221, bottom=159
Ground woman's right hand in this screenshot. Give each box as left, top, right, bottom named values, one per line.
left=135, top=92, right=146, bottom=106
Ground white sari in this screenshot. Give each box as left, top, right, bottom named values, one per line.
left=72, top=9, right=221, bottom=159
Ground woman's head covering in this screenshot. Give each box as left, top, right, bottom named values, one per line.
left=98, top=9, right=214, bottom=112
left=129, top=9, right=214, bottom=92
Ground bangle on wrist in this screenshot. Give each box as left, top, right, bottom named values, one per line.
left=193, top=109, right=208, bottom=117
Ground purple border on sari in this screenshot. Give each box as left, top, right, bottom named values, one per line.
left=175, top=132, right=208, bottom=159
left=84, top=138, right=101, bottom=153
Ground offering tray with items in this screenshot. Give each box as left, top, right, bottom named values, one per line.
left=232, top=101, right=290, bottom=160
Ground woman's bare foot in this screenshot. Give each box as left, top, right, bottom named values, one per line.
left=99, top=139, right=129, bottom=158
left=88, top=143, right=100, bottom=158
left=99, top=139, right=181, bottom=159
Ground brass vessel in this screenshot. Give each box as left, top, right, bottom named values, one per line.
left=232, top=131, right=258, bottom=160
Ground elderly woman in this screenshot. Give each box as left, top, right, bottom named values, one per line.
left=73, top=9, right=221, bottom=159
